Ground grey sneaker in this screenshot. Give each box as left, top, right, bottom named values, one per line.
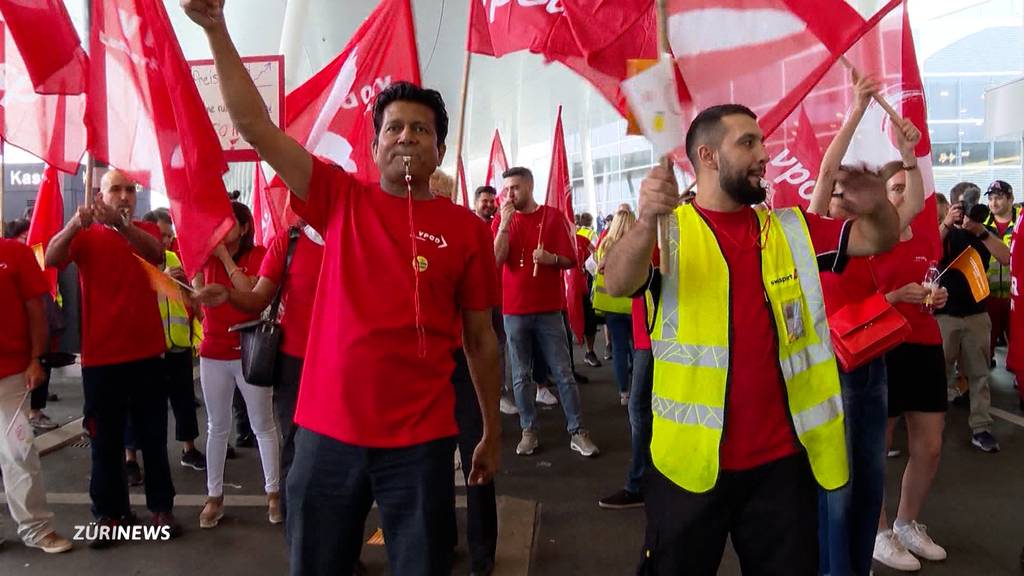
left=29, top=413, right=59, bottom=432
left=516, top=430, right=539, bottom=456
left=499, top=397, right=519, bottom=415
left=570, top=430, right=599, bottom=457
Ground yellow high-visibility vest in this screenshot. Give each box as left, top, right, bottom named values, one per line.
left=577, top=227, right=595, bottom=243
left=650, top=204, right=848, bottom=493
left=592, top=240, right=633, bottom=315
left=158, top=251, right=193, bottom=351
left=984, top=206, right=1018, bottom=299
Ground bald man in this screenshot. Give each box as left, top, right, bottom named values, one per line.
left=46, top=169, right=181, bottom=546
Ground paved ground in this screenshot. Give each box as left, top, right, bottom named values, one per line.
left=2, top=346, right=1024, bottom=575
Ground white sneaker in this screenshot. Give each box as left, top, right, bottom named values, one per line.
left=499, top=397, right=519, bottom=415
left=895, top=521, right=947, bottom=561
left=516, top=430, right=539, bottom=455
left=873, top=530, right=921, bottom=571
left=570, top=430, right=600, bottom=457
left=536, top=388, right=559, bottom=405
left=619, top=392, right=630, bottom=406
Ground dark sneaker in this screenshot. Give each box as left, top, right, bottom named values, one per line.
left=971, top=431, right=1000, bottom=453
left=29, top=413, right=59, bottom=432
left=181, top=448, right=207, bottom=471
left=126, top=461, right=144, bottom=487
left=598, top=489, right=644, bottom=510
left=87, top=517, right=119, bottom=549
left=226, top=445, right=237, bottom=460
left=152, top=512, right=183, bottom=539
left=235, top=432, right=256, bottom=448
left=952, top=391, right=970, bottom=408
left=584, top=352, right=602, bottom=368
left=47, top=393, right=59, bottom=402
left=470, top=558, right=495, bottom=576
left=573, top=371, right=590, bottom=384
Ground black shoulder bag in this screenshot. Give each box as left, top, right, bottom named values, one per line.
left=233, top=227, right=301, bottom=387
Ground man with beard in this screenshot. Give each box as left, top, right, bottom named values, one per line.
left=474, top=186, right=498, bottom=222
left=603, top=104, right=899, bottom=575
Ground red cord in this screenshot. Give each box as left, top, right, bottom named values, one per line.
left=406, top=174, right=427, bottom=358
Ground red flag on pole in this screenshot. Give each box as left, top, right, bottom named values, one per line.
left=467, top=0, right=559, bottom=56
left=26, top=165, right=64, bottom=296
left=1008, top=232, right=1024, bottom=389
left=457, top=156, right=470, bottom=207
left=544, top=107, right=585, bottom=342
left=0, top=0, right=87, bottom=95
left=283, top=0, right=420, bottom=186
left=0, top=16, right=86, bottom=174
left=486, top=130, right=509, bottom=203
left=86, top=0, right=234, bottom=278
left=252, top=163, right=294, bottom=247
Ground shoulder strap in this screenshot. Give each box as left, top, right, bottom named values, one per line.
left=267, top=227, right=302, bottom=323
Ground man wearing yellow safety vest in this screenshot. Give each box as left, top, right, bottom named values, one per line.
left=141, top=209, right=205, bottom=472
left=983, top=180, right=1018, bottom=366
left=603, top=104, right=900, bottom=575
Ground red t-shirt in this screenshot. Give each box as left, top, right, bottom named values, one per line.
left=699, top=206, right=847, bottom=471
left=870, top=234, right=943, bottom=345
left=0, top=240, right=49, bottom=379
left=820, top=257, right=878, bottom=318
left=258, top=230, right=324, bottom=359
left=292, top=158, right=499, bottom=447
left=68, top=222, right=165, bottom=367
left=492, top=205, right=577, bottom=315
left=200, top=246, right=267, bottom=360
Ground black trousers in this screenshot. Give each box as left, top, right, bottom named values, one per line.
left=273, top=351, right=304, bottom=519
left=29, top=367, right=50, bottom=411
left=640, top=453, right=818, bottom=576
left=82, top=356, right=175, bottom=519
left=452, top=350, right=498, bottom=569
left=125, top=350, right=199, bottom=449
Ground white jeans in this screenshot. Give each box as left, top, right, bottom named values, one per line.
left=199, top=358, right=280, bottom=497
left=0, top=372, right=54, bottom=544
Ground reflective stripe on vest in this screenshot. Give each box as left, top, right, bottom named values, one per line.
left=159, top=251, right=193, bottom=350
left=592, top=243, right=633, bottom=315
left=985, top=208, right=1016, bottom=298
left=649, top=204, right=848, bottom=493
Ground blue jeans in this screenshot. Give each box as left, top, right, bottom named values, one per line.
left=286, top=429, right=457, bottom=576
left=818, top=357, right=888, bottom=576
left=604, top=312, right=634, bottom=393
left=504, top=312, right=584, bottom=433
left=626, top=348, right=654, bottom=495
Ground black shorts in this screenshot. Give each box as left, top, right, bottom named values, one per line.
left=582, top=293, right=598, bottom=338
left=884, top=343, right=948, bottom=417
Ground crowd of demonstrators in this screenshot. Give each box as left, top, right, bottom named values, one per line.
left=592, top=209, right=637, bottom=406
left=938, top=182, right=1011, bottom=453
left=45, top=168, right=181, bottom=546
left=493, top=166, right=599, bottom=458
left=983, top=180, right=1018, bottom=365
left=192, top=201, right=282, bottom=528
left=574, top=213, right=603, bottom=368
left=0, top=235, right=73, bottom=554
left=603, top=103, right=899, bottom=574
left=3, top=218, right=62, bottom=433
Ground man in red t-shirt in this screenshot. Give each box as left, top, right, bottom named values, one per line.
left=0, top=239, right=73, bottom=554
left=184, top=4, right=502, bottom=572
left=45, top=168, right=180, bottom=545
left=604, top=104, right=899, bottom=574
left=493, top=167, right=599, bottom=458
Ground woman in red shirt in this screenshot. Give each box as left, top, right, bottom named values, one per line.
left=194, top=201, right=280, bottom=529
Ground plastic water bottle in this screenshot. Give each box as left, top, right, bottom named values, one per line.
left=922, top=265, right=940, bottom=312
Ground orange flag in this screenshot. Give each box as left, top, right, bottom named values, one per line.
left=134, top=255, right=189, bottom=302
left=947, top=247, right=990, bottom=303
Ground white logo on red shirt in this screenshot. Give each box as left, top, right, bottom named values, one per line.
left=416, top=231, right=448, bottom=249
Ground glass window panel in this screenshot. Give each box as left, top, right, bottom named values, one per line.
left=929, top=123, right=959, bottom=142
left=926, top=79, right=958, bottom=120
left=993, top=141, right=1021, bottom=166
left=960, top=142, right=990, bottom=167
left=932, top=143, right=959, bottom=167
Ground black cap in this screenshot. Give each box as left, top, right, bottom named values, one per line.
left=985, top=180, right=1013, bottom=196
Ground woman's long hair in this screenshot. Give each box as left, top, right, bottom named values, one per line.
left=231, top=201, right=255, bottom=262
left=597, top=209, right=637, bottom=264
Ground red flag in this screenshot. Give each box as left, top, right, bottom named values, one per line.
left=26, top=165, right=63, bottom=296
left=0, top=16, right=86, bottom=174
left=0, top=0, right=87, bottom=95
left=762, top=1, right=939, bottom=261
left=467, top=0, right=559, bottom=56
left=1008, top=230, right=1024, bottom=387
left=457, top=156, right=470, bottom=207
left=486, top=130, right=509, bottom=203
left=86, top=0, right=234, bottom=279
left=544, top=107, right=585, bottom=342
left=283, top=0, right=419, bottom=186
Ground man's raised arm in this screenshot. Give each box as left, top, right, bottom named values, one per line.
left=181, top=0, right=313, bottom=199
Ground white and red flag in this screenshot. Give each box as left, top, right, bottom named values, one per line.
left=0, top=13, right=86, bottom=174
left=0, top=0, right=87, bottom=95
left=86, top=0, right=234, bottom=278
left=544, top=106, right=585, bottom=342
left=486, top=129, right=509, bottom=202
left=283, top=0, right=420, bottom=185
left=252, top=163, right=290, bottom=247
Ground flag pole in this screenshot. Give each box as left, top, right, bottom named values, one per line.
left=83, top=0, right=94, bottom=211
left=655, top=0, right=673, bottom=275
left=454, top=49, right=473, bottom=207
left=0, top=141, right=6, bottom=226
left=838, top=56, right=902, bottom=122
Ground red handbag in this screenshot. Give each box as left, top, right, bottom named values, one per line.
left=828, top=292, right=911, bottom=372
